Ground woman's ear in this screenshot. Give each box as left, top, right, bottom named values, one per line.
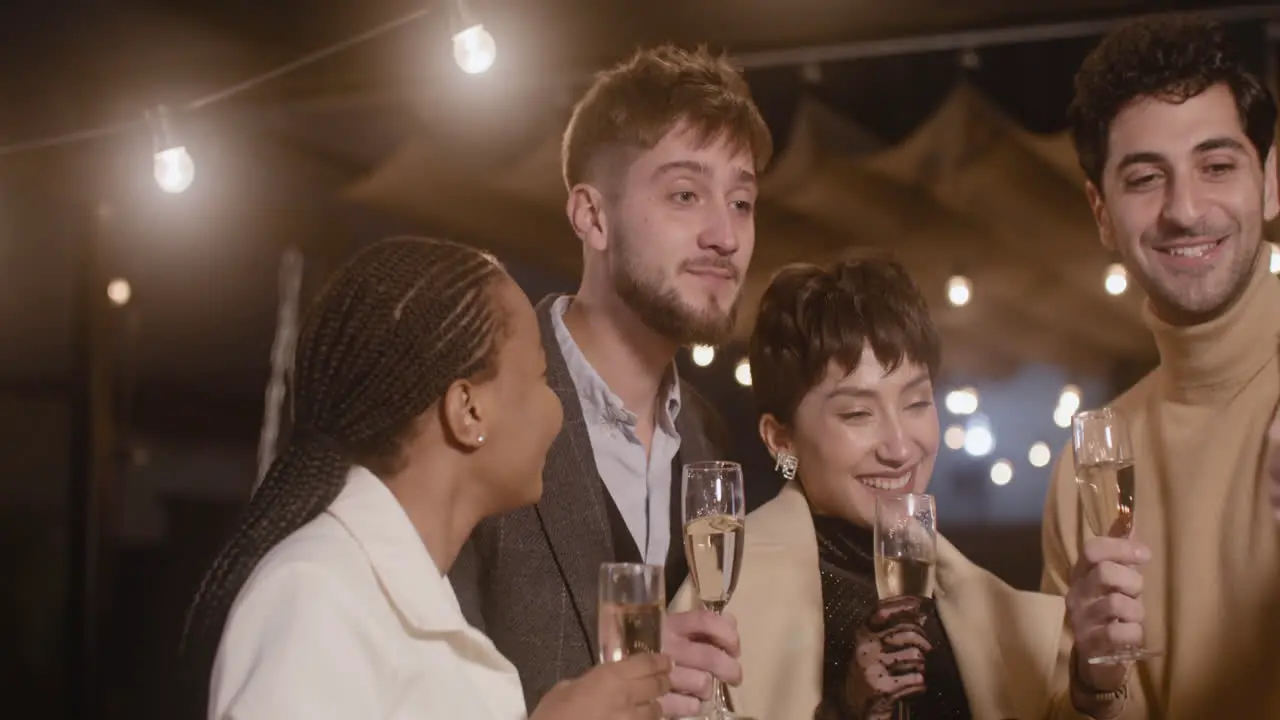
left=441, top=379, right=487, bottom=450
left=758, top=413, right=792, bottom=460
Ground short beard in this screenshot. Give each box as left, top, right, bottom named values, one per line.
left=611, top=244, right=739, bottom=346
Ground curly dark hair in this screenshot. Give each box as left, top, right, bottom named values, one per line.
left=562, top=44, right=773, bottom=189
left=1069, top=14, right=1277, bottom=187
left=175, top=237, right=508, bottom=716
left=747, top=255, right=941, bottom=427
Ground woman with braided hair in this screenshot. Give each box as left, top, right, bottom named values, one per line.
left=180, top=237, right=672, bottom=720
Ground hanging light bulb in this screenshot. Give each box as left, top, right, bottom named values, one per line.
left=1104, top=263, right=1128, bottom=295
left=963, top=414, right=994, bottom=457
left=107, top=278, right=132, bottom=307
left=946, top=275, right=972, bottom=307
left=734, top=358, right=752, bottom=387
left=943, top=425, right=966, bottom=450
left=990, top=459, right=1013, bottom=486
left=944, top=387, right=979, bottom=415
left=451, top=0, right=496, bottom=74
left=690, top=344, right=715, bottom=367
left=1028, top=441, right=1051, bottom=468
left=1058, top=384, right=1082, bottom=414
left=146, top=106, right=194, bottom=194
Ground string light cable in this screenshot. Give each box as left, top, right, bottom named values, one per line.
left=0, top=2, right=497, bottom=191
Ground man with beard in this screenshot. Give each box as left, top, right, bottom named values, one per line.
left=1040, top=15, right=1279, bottom=720
left=450, top=45, right=772, bottom=718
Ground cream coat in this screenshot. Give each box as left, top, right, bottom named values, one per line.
left=673, top=483, right=1069, bottom=720
left=209, top=467, right=528, bottom=720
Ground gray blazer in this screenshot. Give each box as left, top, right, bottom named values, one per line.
left=449, top=294, right=733, bottom=710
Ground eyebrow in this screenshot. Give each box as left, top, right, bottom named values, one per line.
left=1115, top=136, right=1250, bottom=172
left=826, top=372, right=931, bottom=399
left=653, top=160, right=757, bottom=186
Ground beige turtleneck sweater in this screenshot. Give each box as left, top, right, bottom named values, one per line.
left=1041, top=250, right=1280, bottom=719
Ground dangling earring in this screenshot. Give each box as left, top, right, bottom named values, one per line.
left=775, top=451, right=798, bottom=481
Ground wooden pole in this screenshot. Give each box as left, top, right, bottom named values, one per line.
left=66, top=199, right=115, bottom=719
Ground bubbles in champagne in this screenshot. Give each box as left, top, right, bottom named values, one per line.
left=683, top=514, right=744, bottom=611
left=598, top=602, right=663, bottom=663
left=1075, top=460, right=1136, bottom=537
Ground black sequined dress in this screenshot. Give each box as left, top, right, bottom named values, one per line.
left=811, top=514, right=972, bottom=720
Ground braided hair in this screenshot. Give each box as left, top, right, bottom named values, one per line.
left=176, top=237, right=507, bottom=715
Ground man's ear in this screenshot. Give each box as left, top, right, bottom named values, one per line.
left=1085, top=180, right=1116, bottom=252
left=758, top=413, right=793, bottom=460
left=566, top=183, right=609, bottom=252
left=441, top=379, right=487, bottom=450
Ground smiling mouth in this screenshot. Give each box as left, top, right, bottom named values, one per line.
left=856, top=471, right=914, bottom=492
left=1153, top=237, right=1225, bottom=258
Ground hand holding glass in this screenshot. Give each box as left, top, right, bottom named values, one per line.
left=874, top=492, right=937, bottom=720
left=1071, top=407, right=1160, bottom=664
left=682, top=461, right=747, bottom=720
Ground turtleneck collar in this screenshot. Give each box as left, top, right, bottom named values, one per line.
left=1144, top=248, right=1280, bottom=403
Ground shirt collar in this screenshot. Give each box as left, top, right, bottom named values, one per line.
left=549, top=295, right=682, bottom=432
left=325, top=466, right=467, bottom=633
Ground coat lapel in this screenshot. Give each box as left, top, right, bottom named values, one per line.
left=532, top=296, right=615, bottom=658
left=935, top=536, right=1067, bottom=720
left=671, top=483, right=825, bottom=720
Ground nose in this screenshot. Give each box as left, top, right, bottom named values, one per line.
left=1160, top=173, right=1207, bottom=232
left=876, top=416, right=911, bottom=467
left=698, top=203, right=741, bottom=256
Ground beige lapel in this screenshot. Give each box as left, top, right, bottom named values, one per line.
left=935, top=536, right=1067, bottom=720
left=672, top=483, right=825, bottom=720
left=676, top=488, right=1066, bottom=720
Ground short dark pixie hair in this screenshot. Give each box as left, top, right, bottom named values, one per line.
left=1069, top=14, right=1277, bottom=187
left=747, top=255, right=941, bottom=426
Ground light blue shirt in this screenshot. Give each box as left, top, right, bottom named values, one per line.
left=550, top=295, right=682, bottom=564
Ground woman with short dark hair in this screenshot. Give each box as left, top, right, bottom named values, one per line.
left=674, top=255, right=1067, bottom=719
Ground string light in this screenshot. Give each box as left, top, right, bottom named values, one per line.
left=1058, top=384, right=1081, bottom=414
left=451, top=0, right=496, bottom=74
left=453, top=25, right=496, bottom=73
left=1104, top=263, right=1128, bottom=295
left=1053, top=405, right=1072, bottom=428
left=963, top=415, right=994, bottom=457
left=147, top=106, right=194, bottom=194
left=1028, top=441, right=1051, bottom=467
left=734, top=358, right=752, bottom=387
left=943, top=425, right=966, bottom=450
left=107, top=278, right=132, bottom=306
left=990, top=459, right=1013, bottom=486
left=946, top=275, right=972, bottom=307
left=945, top=387, right=979, bottom=415
left=690, top=344, right=715, bottom=367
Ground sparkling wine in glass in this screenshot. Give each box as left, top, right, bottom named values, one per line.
left=597, top=562, right=664, bottom=664
left=682, top=461, right=747, bottom=720
left=874, top=492, right=938, bottom=720
left=1072, top=407, right=1161, bottom=665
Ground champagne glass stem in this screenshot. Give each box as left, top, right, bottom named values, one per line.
left=707, top=603, right=731, bottom=715
left=898, top=700, right=910, bottom=720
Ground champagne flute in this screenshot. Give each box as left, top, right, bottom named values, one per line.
left=874, top=492, right=938, bottom=720
left=1071, top=407, right=1161, bottom=664
left=682, top=461, right=747, bottom=720
left=597, top=562, right=664, bottom=664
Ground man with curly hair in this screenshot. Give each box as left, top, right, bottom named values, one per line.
left=1040, top=13, right=1279, bottom=720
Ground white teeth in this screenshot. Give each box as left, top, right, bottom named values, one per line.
left=858, top=473, right=912, bottom=491
left=1163, top=242, right=1217, bottom=258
